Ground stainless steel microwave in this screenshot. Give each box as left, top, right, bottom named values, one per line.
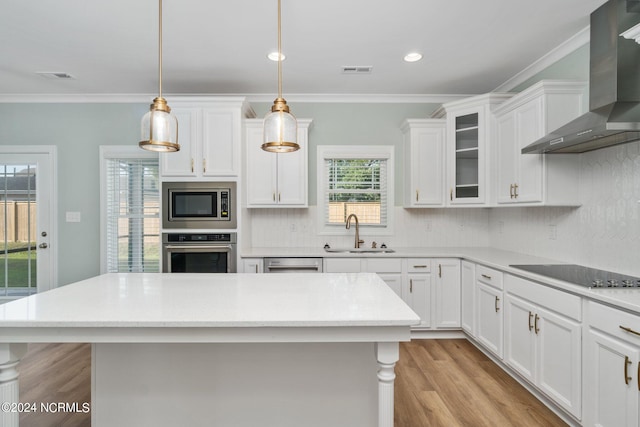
left=162, top=181, right=237, bottom=229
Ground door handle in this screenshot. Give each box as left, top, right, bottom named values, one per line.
left=528, top=311, right=534, bottom=332
left=625, top=355, right=632, bottom=385
left=38, top=243, right=48, bottom=249
left=495, top=296, right=500, bottom=312
left=534, top=313, right=540, bottom=334
left=510, top=184, right=514, bottom=199
left=410, top=279, right=413, bottom=293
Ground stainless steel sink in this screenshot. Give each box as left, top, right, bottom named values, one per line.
left=324, top=247, right=395, bottom=254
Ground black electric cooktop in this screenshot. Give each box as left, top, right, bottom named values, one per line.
left=509, top=264, right=640, bottom=289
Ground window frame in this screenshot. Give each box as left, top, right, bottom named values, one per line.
left=317, top=145, right=394, bottom=236
left=99, top=146, right=159, bottom=274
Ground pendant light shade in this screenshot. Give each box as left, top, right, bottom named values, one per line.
left=262, top=0, right=299, bottom=153
left=139, top=0, right=179, bottom=152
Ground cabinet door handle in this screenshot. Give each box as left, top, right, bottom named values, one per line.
left=495, top=296, right=500, bottom=312
left=416, top=190, right=419, bottom=202
left=410, top=279, right=413, bottom=293
left=625, top=355, right=632, bottom=385
left=534, top=313, right=540, bottom=334
left=191, top=158, right=194, bottom=173
left=273, top=192, right=276, bottom=202
left=450, top=188, right=453, bottom=201
left=203, top=158, right=207, bottom=173
left=481, top=274, right=492, bottom=280
left=278, top=192, right=281, bottom=202
left=637, top=361, right=639, bottom=391
left=514, top=183, right=519, bottom=198
left=510, top=184, right=514, bottom=199
left=528, top=311, right=534, bottom=332
left=438, top=264, right=442, bottom=278
left=255, top=264, right=259, bottom=273
left=620, top=325, right=640, bottom=337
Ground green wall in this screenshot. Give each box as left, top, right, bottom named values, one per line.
left=512, top=44, right=590, bottom=92
left=0, top=103, right=148, bottom=285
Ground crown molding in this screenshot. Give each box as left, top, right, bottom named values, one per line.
left=0, top=92, right=469, bottom=104
left=493, top=25, right=590, bottom=92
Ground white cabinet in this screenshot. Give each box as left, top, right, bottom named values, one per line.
left=365, top=258, right=403, bottom=299
left=493, top=80, right=586, bottom=205
left=323, top=258, right=361, bottom=273
left=160, top=99, right=254, bottom=179
left=475, top=264, right=504, bottom=358
left=433, top=259, right=461, bottom=328
left=435, top=93, right=513, bottom=205
left=401, top=119, right=446, bottom=207
left=460, top=260, right=476, bottom=335
left=584, top=301, right=640, bottom=427
left=406, top=259, right=433, bottom=329
left=504, top=274, right=582, bottom=418
left=245, top=119, right=312, bottom=207
left=241, top=258, right=263, bottom=273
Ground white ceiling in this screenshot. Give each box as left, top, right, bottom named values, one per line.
left=0, top=0, right=606, bottom=99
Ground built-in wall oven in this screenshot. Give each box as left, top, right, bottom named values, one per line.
left=162, top=233, right=237, bottom=273
left=162, top=181, right=236, bottom=230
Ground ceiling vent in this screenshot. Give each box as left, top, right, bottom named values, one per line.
left=341, top=66, right=373, bottom=74
left=36, top=72, right=76, bottom=80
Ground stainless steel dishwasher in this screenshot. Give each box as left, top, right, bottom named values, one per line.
left=263, top=258, right=323, bottom=273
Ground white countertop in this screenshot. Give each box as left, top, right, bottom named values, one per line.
left=244, top=246, right=640, bottom=315
left=0, top=273, right=420, bottom=330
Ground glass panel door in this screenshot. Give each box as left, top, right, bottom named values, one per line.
left=454, top=113, right=479, bottom=199
left=0, top=151, right=53, bottom=299
left=1, top=163, right=37, bottom=297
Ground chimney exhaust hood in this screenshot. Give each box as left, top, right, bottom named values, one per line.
left=522, top=0, right=640, bottom=154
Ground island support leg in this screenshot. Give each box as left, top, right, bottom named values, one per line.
left=375, top=342, right=399, bottom=427
left=0, top=343, right=28, bottom=427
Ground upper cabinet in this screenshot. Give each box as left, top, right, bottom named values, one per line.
left=160, top=98, right=255, bottom=180
left=436, top=94, right=513, bottom=206
left=245, top=118, right=312, bottom=208
left=401, top=119, right=446, bottom=207
left=493, top=81, right=586, bottom=206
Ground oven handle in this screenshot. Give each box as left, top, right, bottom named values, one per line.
left=164, top=245, right=232, bottom=252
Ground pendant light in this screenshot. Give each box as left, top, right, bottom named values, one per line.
left=262, top=0, right=299, bottom=153
left=139, top=0, right=179, bottom=152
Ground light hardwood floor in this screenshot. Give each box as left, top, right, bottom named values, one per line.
left=17, top=340, right=567, bottom=427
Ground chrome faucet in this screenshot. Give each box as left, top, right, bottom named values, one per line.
left=346, top=214, right=364, bottom=249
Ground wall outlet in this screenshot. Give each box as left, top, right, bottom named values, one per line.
left=548, top=224, right=557, bottom=240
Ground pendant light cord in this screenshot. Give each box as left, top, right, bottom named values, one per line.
left=158, top=0, right=163, bottom=99
left=277, top=0, right=282, bottom=99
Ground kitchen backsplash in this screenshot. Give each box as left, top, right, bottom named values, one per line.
left=247, top=206, right=490, bottom=249
left=246, top=141, right=639, bottom=276
left=490, top=140, right=640, bottom=276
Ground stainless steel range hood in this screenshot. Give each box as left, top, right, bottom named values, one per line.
left=522, top=0, right=640, bottom=154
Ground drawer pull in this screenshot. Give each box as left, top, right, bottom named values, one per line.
left=625, top=355, right=632, bottom=385
left=528, top=311, right=534, bottom=332
left=534, top=314, right=540, bottom=335
left=413, top=265, right=428, bottom=269
left=481, top=274, right=492, bottom=280
left=495, top=296, right=500, bottom=313
left=620, top=325, right=640, bottom=337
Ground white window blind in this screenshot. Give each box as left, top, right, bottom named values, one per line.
left=105, top=158, right=160, bottom=273
left=324, top=158, right=387, bottom=226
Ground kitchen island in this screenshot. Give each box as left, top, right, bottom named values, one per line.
left=0, top=273, right=419, bottom=427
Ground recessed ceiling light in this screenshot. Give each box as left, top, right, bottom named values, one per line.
left=403, top=53, right=423, bottom=63
left=267, top=52, right=286, bottom=61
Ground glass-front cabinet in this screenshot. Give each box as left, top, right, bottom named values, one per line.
left=440, top=93, right=513, bottom=205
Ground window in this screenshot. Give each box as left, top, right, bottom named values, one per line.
left=318, top=146, right=394, bottom=235
left=100, top=147, right=160, bottom=273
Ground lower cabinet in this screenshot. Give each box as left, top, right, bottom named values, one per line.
left=433, top=259, right=461, bottom=329
left=504, top=274, right=582, bottom=419
left=475, top=265, right=504, bottom=358
left=460, top=260, right=476, bottom=335
left=241, top=258, right=263, bottom=273
left=406, top=259, right=433, bottom=329
left=584, top=301, right=640, bottom=427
